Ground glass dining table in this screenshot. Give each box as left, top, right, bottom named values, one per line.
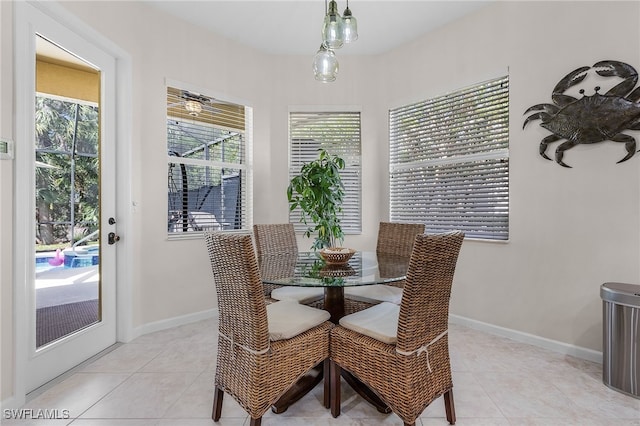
left=260, top=251, right=410, bottom=414
left=260, top=251, right=409, bottom=322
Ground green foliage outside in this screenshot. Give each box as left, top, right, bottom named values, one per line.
left=35, top=96, right=99, bottom=247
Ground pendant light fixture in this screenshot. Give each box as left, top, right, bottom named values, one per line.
left=312, top=44, right=339, bottom=82
left=342, top=0, right=358, bottom=43
left=314, top=0, right=358, bottom=82
left=322, top=0, right=344, bottom=50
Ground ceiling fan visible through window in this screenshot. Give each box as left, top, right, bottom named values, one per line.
left=166, top=88, right=223, bottom=118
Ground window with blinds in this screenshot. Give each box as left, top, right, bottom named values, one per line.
left=289, top=111, right=362, bottom=235
left=167, top=86, right=251, bottom=235
left=389, top=76, right=509, bottom=241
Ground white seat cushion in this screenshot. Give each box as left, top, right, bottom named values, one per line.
left=267, top=300, right=330, bottom=341
left=270, top=286, right=324, bottom=304
left=344, top=284, right=403, bottom=304
left=338, top=301, right=399, bottom=345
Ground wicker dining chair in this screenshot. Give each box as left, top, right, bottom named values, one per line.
left=205, top=232, right=332, bottom=426
left=254, top=223, right=324, bottom=306
left=254, top=223, right=297, bottom=299
left=344, top=222, right=425, bottom=313
left=377, top=221, right=426, bottom=259
left=331, top=231, right=464, bottom=426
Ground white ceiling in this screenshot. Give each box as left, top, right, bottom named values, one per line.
left=144, top=0, right=492, bottom=56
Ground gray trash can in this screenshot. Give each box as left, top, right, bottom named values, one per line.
left=601, top=282, right=640, bottom=399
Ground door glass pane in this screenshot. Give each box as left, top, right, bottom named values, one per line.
left=34, top=37, right=101, bottom=349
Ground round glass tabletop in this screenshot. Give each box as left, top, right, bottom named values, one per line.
left=260, top=251, right=409, bottom=287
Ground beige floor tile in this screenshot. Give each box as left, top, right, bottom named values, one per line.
left=79, top=372, right=199, bottom=419
left=157, top=420, right=245, bottom=426
left=69, top=420, right=159, bottom=426
left=423, top=420, right=510, bottom=426
left=22, top=372, right=130, bottom=419
left=0, top=421, right=70, bottom=426
left=80, top=343, right=166, bottom=373
left=165, top=371, right=249, bottom=419
left=13, top=320, right=638, bottom=426
left=420, top=372, right=503, bottom=419
left=474, top=370, right=603, bottom=420
left=139, top=340, right=216, bottom=373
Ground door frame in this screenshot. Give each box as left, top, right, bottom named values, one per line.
left=13, top=0, right=133, bottom=403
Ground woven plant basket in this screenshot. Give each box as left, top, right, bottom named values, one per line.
left=319, top=247, right=355, bottom=265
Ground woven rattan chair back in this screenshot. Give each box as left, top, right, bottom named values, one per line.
left=330, top=230, right=464, bottom=426
left=253, top=224, right=299, bottom=299
left=204, top=232, right=270, bottom=354
left=253, top=223, right=298, bottom=258
left=376, top=222, right=425, bottom=258
left=396, top=231, right=464, bottom=355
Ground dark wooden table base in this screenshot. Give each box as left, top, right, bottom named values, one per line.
left=272, top=287, right=390, bottom=415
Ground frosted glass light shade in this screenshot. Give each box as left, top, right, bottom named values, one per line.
left=342, top=7, right=358, bottom=43
left=322, top=0, right=344, bottom=49
left=184, top=100, right=202, bottom=116
left=312, top=45, right=339, bottom=82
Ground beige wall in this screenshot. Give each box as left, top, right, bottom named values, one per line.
left=378, top=1, right=640, bottom=350
left=3, top=0, right=640, bottom=404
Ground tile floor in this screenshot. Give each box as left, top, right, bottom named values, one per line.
left=6, top=319, right=640, bottom=425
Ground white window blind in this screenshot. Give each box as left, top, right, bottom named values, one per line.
left=389, top=76, right=509, bottom=240
left=167, top=86, right=251, bottom=235
left=289, top=111, right=362, bottom=235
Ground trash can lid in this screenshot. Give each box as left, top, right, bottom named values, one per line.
left=601, top=282, right=640, bottom=307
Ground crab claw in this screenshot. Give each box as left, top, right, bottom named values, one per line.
left=593, top=60, right=638, bottom=96
left=552, top=66, right=590, bottom=106
left=524, top=103, right=559, bottom=115
left=523, top=112, right=552, bottom=129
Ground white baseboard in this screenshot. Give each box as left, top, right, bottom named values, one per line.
left=128, top=308, right=219, bottom=342
left=449, top=314, right=603, bottom=364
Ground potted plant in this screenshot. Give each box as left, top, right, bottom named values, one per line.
left=287, top=148, right=349, bottom=256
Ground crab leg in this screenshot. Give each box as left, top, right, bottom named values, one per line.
left=593, top=60, right=639, bottom=97
left=539, top=134, right=561, bottom=161
left=609, top=133, right=637, bottom=164
left=555, top=140, right=579, bottom=168
left=552, top=66, right=590, bottom=106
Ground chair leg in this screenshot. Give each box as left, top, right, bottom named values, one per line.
left=330, top=360, right=341, bottom=418
left=444, top=389, right=456, bottom=425
left=323, top=358, right=330, bottom=409
left=212, top=385, right=224, bottom=421
left=249, top=417, right=262, bottom=426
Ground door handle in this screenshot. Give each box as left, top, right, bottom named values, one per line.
left=108, top=232, right=121, bottom=245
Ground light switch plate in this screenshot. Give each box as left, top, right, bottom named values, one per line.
left=0, top=138, right=14, bottom=159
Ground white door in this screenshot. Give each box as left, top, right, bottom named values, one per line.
left=15, top=2, right=118, bottom=393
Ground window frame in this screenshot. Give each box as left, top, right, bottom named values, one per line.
left=166, top=81, right=253, bottom=239
left=388, top=76, right=509, bottom=241
left=288, top=107, right=362, bottom=237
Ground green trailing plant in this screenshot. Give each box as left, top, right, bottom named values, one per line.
left=287, top=148, right=345, bottom=250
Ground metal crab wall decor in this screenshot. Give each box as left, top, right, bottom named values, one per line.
left=523, top=60, right=640, bottom=168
